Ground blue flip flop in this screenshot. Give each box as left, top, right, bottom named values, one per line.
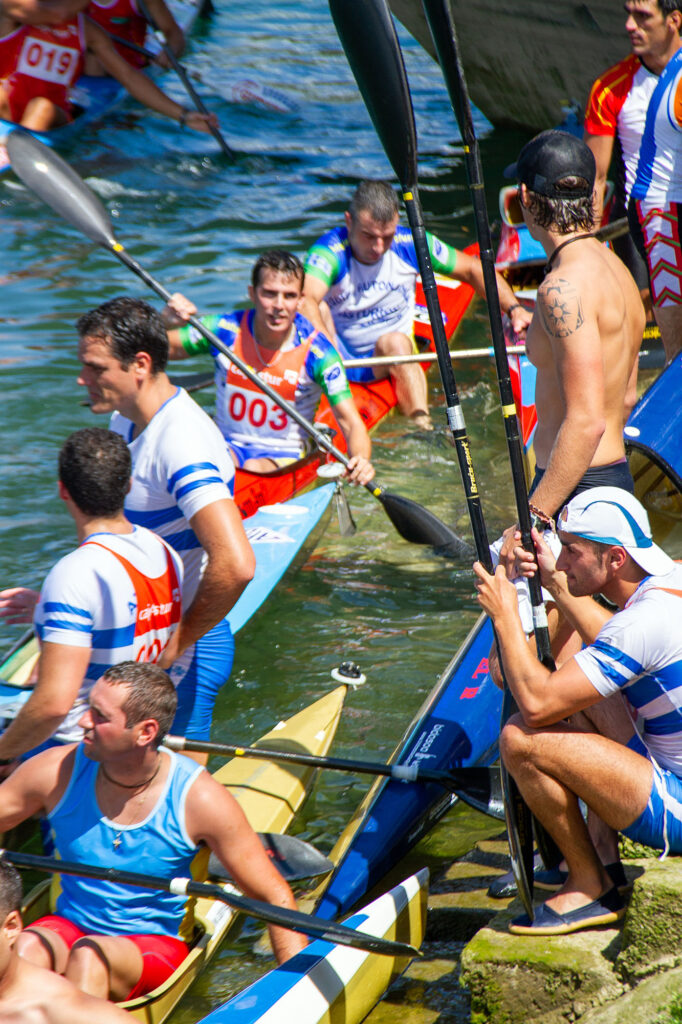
left=509, top=886, right=625, bottom=935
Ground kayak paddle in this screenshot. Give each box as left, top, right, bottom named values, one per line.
left=134, top=0, right=234, bottom=159
left=169, top=346, right=528, bottom=392
left=220, top=833, right=333, bottom=884
left=1, top=848, right=420, bottom=957
left=165, top=735, right=505, bottom=821
left=6, top=132, right=471, bottom=559
left=327, top=0, right=536, bottom=915
left=422, top=0, right=565, bottom=895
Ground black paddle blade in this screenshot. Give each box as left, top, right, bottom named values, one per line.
left=334, top=486, right=357, bottom=538
left=208, top=833, right=333, bottom=884
left=448, top=766, right=505, bottom=821
left=7, top=133, right=117, bottom=248
left=501, top=762, right=534, bottom=919
left=328, top=0, right=415, bottom=187
left=376, top=489, right=472, bottom=558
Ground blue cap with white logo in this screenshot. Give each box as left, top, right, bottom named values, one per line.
left=558, top=486, right=675, bottom=577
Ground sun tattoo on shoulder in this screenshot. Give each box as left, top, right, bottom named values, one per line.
left=538, top=277, right=584, bottom=339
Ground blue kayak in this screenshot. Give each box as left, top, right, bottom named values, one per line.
left=625, top=351, right=682, bottom=550
left=228, top=483, right=335, bottom=635
left=311, top=613, right=501, bottom=921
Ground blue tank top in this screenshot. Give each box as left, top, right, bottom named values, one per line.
left=46, top=745, right=203, bottom=940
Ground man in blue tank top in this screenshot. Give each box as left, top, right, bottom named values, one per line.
left=0, top=662, right=306, bottom=1000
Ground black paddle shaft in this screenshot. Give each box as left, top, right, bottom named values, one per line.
left=327, top=0, right=542, bottom=914
left=421, top=0, right=562, bottom=884
left=1, top=849, right=419, bottom=957
left=164, top=735, right=504, bottom=819
left=328, top=0, right=492, bottom=571
left=421, top=0, right=553, bottom=665
left=135, top=0, right=234, bottom=159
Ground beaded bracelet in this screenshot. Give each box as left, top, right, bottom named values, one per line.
left=528, top=502, right=555, bottom=532
left=507, top=302, right=524, bottom=315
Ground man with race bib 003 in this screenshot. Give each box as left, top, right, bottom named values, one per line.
left=163, top=249, right=375, bottom=486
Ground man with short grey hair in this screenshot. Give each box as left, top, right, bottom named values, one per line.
left=303, top=179, right=529, bottom=429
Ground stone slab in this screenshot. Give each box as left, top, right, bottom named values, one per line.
left=461, top=900, right=625, bottom=1024
left=617, top=857, right=682, bottom=980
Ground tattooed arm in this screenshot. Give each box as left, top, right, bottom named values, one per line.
left=529, top=274, right=606, bottom=516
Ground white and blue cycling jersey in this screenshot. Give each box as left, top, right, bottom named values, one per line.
left=631, top=47, right=682, bottom=206
left=33, top=526, right=183, bottom=742
left=304, top=224, right=459, bottom=357
left=110, top=388, right=235, bottom=606
left=574, top=564, right=682, bottom=774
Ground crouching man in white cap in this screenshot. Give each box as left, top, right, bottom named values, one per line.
left=474, top=486, right=681, bottom=935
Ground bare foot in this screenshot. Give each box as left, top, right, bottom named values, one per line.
left=409, top=411, right=433, bottom=431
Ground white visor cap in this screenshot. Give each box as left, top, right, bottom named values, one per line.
left=558, top=486, right=675, bottom=577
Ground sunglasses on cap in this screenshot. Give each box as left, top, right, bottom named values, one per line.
left=499, top=185, right=524, bottom=227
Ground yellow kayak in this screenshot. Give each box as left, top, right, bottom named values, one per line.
left=21, top=685, right=346, bottom=1023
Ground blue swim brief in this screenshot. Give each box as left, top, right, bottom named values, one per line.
left=169, top=617, right=235, bottom=740
left=227, top=439, right=304, bottom=468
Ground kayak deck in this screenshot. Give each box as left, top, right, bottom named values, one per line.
left=197, top=869, right=428, bottom=1024
left=20, top=685, right=347, bottom=1024
left=310, top=614, right=501, bottom=922
left=227, top=483, right=336, bottom=635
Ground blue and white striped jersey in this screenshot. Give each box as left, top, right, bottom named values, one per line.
left=110, top=388, right=235, bottom=605
left=575, top=564, right=682, bottom=773
left=34, top=526, right=184, bottom=742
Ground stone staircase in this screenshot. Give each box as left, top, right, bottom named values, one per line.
left=366, top=830, right=682, bottom=1024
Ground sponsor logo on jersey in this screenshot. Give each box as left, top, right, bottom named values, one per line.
left=307, top=252, right=333, bottom=275
left=138, top=601, right=175, bottom=621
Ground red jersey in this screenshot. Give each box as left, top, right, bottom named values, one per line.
left=87, top=0, right=147, bottom=68
left=0, top=16, right=85, bottom=123
left=584, top=53, right=658, bottom=202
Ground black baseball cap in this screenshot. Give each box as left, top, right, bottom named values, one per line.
left=504, top=130, right=595, bottom=199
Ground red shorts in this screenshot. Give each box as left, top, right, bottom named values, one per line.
left=28, top=915, right=190, bottom=1000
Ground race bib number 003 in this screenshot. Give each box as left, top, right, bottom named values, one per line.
left=228, top=391, right=288, bottom=432
left=18, top=36, right=79, bottom=85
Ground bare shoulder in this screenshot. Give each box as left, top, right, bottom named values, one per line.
left=185, top=768, right=248, bottom=842
left=536, top=274, right=587, bottom=340
left=12, top=742, right=75, bottom=789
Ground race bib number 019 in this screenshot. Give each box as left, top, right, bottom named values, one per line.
left=18, top=37, right=79, bottom=85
